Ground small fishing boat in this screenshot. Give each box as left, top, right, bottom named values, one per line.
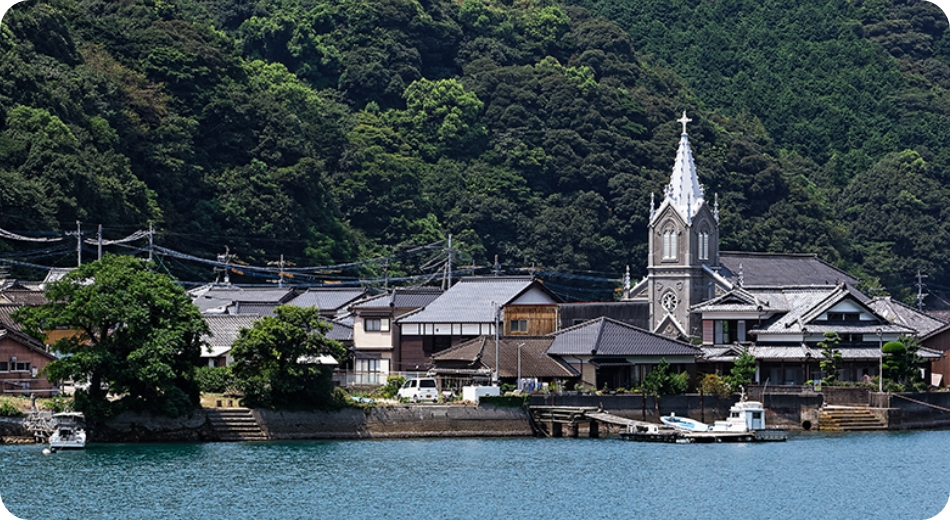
left=660, top=412, right=711, bottom=432
left=712, top=400, right=766, bottom=432
left=48, top=412, right=86, bottom=450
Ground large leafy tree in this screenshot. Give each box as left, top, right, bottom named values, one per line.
left=229, top=305, right=347, bottom=410
left=13, top=254, right=209, bottom=422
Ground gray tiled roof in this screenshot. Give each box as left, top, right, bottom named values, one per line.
left=326, top=319, right=353, bottom=342
left=398, top=277, right=554, bottom=324
left=352, top=288, right=443, bottom=311
left=0, top=289, right=48, bottom=305
left=547, top=317, right=699, bottom=357
left=201, top=314, right=260, bottom=358
left=287, top=288, right=369, bottom=312
left=432, top=336, right=577, bottom=378
left=718, top=252, right=858, bottom=288
left=868, top=297, right=947, bottom=336
left=0, top=304, right=22, bottom=329
left=191, top=285, right=297, bottom=314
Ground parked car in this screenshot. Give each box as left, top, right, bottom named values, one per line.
left=397, top=378, right=440, bottom=402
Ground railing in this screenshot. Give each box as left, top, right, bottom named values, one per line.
left=332, top=370, right=429, bottom=387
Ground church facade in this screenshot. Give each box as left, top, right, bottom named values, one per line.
left=624, top=113, right=942, bottom=385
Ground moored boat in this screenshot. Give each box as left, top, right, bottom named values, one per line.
left=660, top=412, right=711, bottom=432
left=48, top=412, right=86, bottom=450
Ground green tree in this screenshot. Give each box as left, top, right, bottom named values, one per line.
left=642, top=358, right=688, bottom=414
left=818, top=332, right=843, bottom=385
left=13, top=254, right=209, bottom=423
left=725, top=347, right=756, bottom=391
left=882, top=337, right=925, bottom=392
left=229, top=305, right=347, bottom=410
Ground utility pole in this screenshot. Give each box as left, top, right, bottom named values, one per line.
left=65, top=221, right=82, bottom=267
left=916, top=270, right=928, bottom=312
left=446, top=234, right=453, bottom=289
left=148, top=222, right=154, bottom=262
left=97, top=224, right=103, bottom=261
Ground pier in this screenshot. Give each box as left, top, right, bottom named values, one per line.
left=529, top=406, right=661, bottom=438
left=529, top=404, right=788, bottom=442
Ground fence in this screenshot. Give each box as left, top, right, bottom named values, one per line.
left=332, top=370, right=428, bottom=388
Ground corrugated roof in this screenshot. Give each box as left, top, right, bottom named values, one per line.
left=398, top=277, right=554, bottom=324
left=547, top=317, right=699, bottom=357
left=719, top=252, right=858, bottom=287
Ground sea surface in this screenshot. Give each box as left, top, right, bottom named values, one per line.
left=1, top=430, right=949, bottom=520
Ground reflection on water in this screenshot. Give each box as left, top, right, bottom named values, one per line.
left=2, top=430, right=949, bottom=519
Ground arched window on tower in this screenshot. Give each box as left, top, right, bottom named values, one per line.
left=699, top=230, right=709, bottom=261
left=662, top=227, right=678, bottom=261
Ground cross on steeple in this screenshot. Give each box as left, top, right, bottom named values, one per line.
left=678, top=111, right=692, bottom=134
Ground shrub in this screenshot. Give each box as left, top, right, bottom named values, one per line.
left=699, top=373, right=732, bottom=398
left=0, top=401, right=24, bottom=417
left=45, top=396, right=73, bottom=413
left=377, top=375, right=406, bottom=399
left=196, top=366, right=234, bottom=394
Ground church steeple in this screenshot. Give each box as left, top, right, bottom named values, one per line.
left=661, top=112, right=705, bottom=224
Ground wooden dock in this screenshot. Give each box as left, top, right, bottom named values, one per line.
left=528, top=405, right=787, bottom=442
left=621, top=428, right=787, bottom=443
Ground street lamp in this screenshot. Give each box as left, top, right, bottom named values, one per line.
left=876, top=327, right=883, bottom=393
left=492, top=301, right=499, bottom=386
left=517, top=342, right=524, bottom=392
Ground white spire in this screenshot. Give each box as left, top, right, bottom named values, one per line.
left=664, top=111, right=705, bottom=222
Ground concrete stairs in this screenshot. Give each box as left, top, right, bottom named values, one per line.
left=207, top=408, right=268, bottom=442
left=819, top=407, right=887, bottom=431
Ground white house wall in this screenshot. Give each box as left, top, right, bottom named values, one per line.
left=511, top=286, right=558, bottom=305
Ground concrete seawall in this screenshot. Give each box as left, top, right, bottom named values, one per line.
left=257, top=405, right=533, bottom=440
left=88, top=404, right=533, bottom=442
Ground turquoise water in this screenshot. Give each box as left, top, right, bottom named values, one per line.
left=1, top=431, right=949, bottom=519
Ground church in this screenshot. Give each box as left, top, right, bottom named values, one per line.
left=623, top=113, right=942, bottom=386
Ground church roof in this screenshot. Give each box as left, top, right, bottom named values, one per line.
left=652, top=112, right=706, bottom=224
left=718, top=252, right=858, bottom=288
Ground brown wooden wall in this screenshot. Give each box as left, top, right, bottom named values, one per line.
left=924, top=329, right=950, bottom=387
left=504, top=305, right=558, bottom=336
left=0, top=336, right=56, bottom=393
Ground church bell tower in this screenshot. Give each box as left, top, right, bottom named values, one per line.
left=647, top=112, right=720, bottom=338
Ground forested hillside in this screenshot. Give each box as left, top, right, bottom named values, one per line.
left=0, top=0, right=947, bottom=301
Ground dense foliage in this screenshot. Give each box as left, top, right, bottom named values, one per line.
left=229, top=305, right=347, bottom=409
left=818, top=332, right=844, bottom=385
left=1, top=0, right=948, bottom=301
left=13, top=254, right=209, bottom=422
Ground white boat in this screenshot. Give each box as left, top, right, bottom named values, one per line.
left=660, top=412, right=711, bottom=432
left=48, top=412, right=86, bottom=450
left=712, top=400, right=767, bottom=432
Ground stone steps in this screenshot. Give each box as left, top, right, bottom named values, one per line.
left=206, top=408, right=268, bottom=442
left=819, top=407, right=887, bottom=431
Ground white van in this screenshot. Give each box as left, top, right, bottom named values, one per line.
left=397, top=378, right=440, bottom=402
